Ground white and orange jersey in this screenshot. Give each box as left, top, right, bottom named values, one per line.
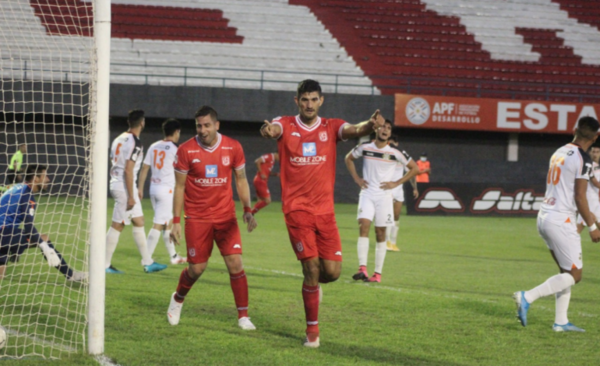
left=143, top=140, right=178, bottom=188
left=586, top=161, right=600, bottom=206
left=539, top=143, right=593, bottom=222
left=391, top=149, right=413, bottom=182
left=351, top=141, right=411, bottom=196
left=109, top=132, right=144, bottom=191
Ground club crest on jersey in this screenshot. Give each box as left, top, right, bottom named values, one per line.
left=206, top=165, right=218, bottom=178
left=222, top=156, right=230, bottom=166
left=302, top=143, right=316, bottom=157
left=382, top=153, right=391, bottom=160
left=319, top=131, right=328, bottom=142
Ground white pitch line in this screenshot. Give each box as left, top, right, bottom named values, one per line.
left=242, top=265, right=598, bottom=318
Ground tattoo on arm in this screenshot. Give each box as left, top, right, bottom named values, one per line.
left=236, top=168, right=247, bottom=180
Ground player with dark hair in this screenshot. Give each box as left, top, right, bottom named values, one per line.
left=105, top=109, right=167, bottom=274
left=345, top=120, right=419, bottom=282
left=261, top=79, right=385, bottom=347
left=386, top=133, right=418, bottom=251
left=138, top=118, right=186, bottom=265
left=251, top=152, right=279, bottom=214
left=0, top=165, right=85, bottom=281
left=514, top=116, right=600, bottom=332
left=167, top=105, right=258, bottom=330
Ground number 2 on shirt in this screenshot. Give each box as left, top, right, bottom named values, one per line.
left=547, top=155, right=565, bottom=185
left=153, top=150, right=166, bottom=169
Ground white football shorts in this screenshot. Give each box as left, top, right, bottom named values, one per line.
left=110, top=188, right=143, bottom=225
left=537, top=214, right=582, bottom=271
left=391, top=184, right=404, bottom=202
left=357, top=193, right=394, bottom=227
left=150, top=185, right=174, bottom=225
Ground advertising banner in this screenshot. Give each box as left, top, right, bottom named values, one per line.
left=404, top=183, right=546, bottom=217
left=395, top=94, right=600, bottom=134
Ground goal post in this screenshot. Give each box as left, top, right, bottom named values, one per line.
left=88, top=0, right=110, bottom=356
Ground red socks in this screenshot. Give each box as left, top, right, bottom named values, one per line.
left=302, top=283, right=320, bottom=339
left=175, top=268, right=198, bottom=303
left=252, top=201, right=268, bottom=214
left=230, top=270, right=249, bottom=319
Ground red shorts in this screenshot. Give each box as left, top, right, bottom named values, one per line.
left=253, top=175, right=270, bottom=199
left=284, top=211, right=342, bottom=262
left=184, top=219, right=242, bottom=264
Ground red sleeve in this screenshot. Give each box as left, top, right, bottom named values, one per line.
left=332, top=118, right=349, bottom=142
left=233, top=141, right=246, bottom=170
left=174, top=144, right=189, bottom=174
left=263, top=153, right=273, bottom=164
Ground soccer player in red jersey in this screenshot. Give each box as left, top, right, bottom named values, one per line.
left=252, top=152, right=279, bottom=214
left=166, top=106, right=258, bottom=330
left=261, top=79, right=385, bottom=347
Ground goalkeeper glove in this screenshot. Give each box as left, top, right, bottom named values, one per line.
left=39, top=241, right=61, bottom=267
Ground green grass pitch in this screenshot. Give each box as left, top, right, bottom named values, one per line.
left=4, top=199, right=600, bottom=365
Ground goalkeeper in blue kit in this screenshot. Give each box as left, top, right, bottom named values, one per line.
left=0, top=165, right=85, bottom=281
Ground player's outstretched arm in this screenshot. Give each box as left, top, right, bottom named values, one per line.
left=575, top=179, right=600, bottom=242
left=260, top=120, right=282, bottom=139
left=170, top=171, right=186, bottom=245
left=345, top=151, right=367, bottom=189
left=137, top=163, right=150, bottom=200
left=234, top=167, right=257, bottom=233
left=341, top=110, right=385, bottom=140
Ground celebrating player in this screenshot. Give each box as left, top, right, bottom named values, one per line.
left=261, top=79, right=385, bottom=348
left=251, top=152, right=279, bottom=214
left=576, top=145, right=600, bottom=233
left=166, top=106, right=258, bottom=330
left=514, top=116, right=600, bottom=332
left=345, top=120, right=419, bottom=283
left=138, top=118, right=186, bottom=265
left=386, top=135, right=418, bottom=252
left=105, top=109, right=167, bottom=274
left=0, top=165, right=85, bottom=281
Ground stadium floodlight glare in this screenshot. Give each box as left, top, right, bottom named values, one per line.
left=0, top=0, right=109, bottom=358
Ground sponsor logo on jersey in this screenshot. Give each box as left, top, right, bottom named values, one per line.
left=233, top=244, right=241, bottom=249
left=416, top=189, right=464, bottom=212
left=206, top=165, right=218, bottom=177
left=165, top=145, right=170, bottom=150
left=319, top=131, right=328, bottom=142
left=222, top=156, right=230, bottom=166
left=292, top=132, right=301, bottom=137
left=406, top=97, right=431, bottom=125
left=296, top=241, right=304, bottom=252
left=194, top=177, right=228, bottom=185
left=189, top=248, right=195, bottom=257
left=192, top=159, right=201, bottom=163
left=302, top=143, right=316, bottom=157
left=470, top=189, right=544, bottom=213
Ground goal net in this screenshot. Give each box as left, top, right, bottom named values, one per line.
left=0, top=0, right=96, bottom=359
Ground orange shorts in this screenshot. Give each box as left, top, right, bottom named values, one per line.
left=284, top=211, right=342, bottom=262
left=184, top=218, right=242, bottom=264
left=253, top=175, right=270, bottom=199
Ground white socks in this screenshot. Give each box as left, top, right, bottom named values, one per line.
left=555, top=286, right=571, bottom=325
left=164, top=230, right=177, bottom=258
left=374, top=241, right=387, bottom=274
left=146, top=228, right=161, bottom=258
left=105, top=227, right=121, bottom=269
left=390, top=222, right=399, bottom=245
left=357, top=237, right=369, bottom=267
left=524, top=273, right=575, bottom=303
left=133, top=226, right=154, bottom=266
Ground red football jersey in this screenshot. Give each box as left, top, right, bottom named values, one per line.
left=174, top=133, right=245, bottom=222
left=273, top=115, right=348, bottom=215
left=256, top=153, right=276, bottom=179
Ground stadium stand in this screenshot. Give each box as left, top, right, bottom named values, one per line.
left=3, top=0, right=599, bottom=98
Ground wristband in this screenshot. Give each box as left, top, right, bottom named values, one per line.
left=173, top=217, right=181, bottom=224
left=244, top=207, right=252, bottom=214
left=590, top=223, right=598, bottom=232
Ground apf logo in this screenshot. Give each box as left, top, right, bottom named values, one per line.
left=416, top=189, right=464, bottom=212
left=406, top=97, right=431, bottom=125
left=205, top=165, right=218, bottom=178
left=302, top=143, right=316, bottom=157
left=222, top=156, right=230, bottom=166
left=471, top=189, right=544, bottom=213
